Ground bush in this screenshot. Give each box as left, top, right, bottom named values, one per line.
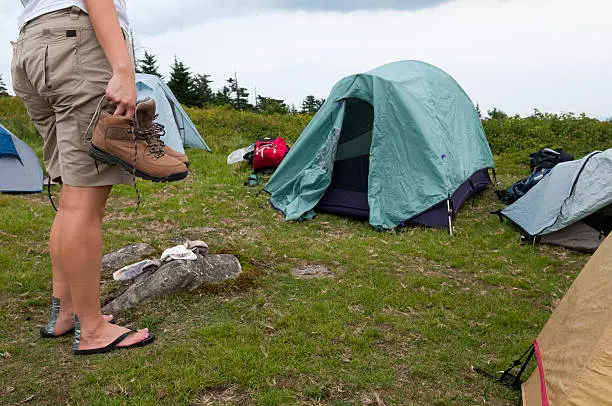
left=0, top=97, right=41, bottom=147
left=483, top=110, right=612, bottom=158
left=2, top=96, right=610, bottom=162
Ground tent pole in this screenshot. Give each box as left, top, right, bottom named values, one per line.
left=447, top=198, right=453, bottom=236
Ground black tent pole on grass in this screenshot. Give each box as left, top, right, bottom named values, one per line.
left=473, top=343, right=535, bottom=391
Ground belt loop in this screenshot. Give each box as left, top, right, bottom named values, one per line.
left=70, top=6, right=80, bottom=20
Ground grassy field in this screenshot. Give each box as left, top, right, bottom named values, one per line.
left=1, top=98, right=610, bottom=405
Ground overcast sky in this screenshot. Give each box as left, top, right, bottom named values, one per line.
left=1, top=0, right=610, bottom=118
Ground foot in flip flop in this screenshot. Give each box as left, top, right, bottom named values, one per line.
left=40, top=297, right=116, bottom=338
left=41, top=314, right=115, bottom=338
left=73, top=323, right=155, bottom=355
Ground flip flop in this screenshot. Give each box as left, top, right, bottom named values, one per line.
left=40, top=315, right=116, bottom=338
left=73, top=329, right=155, bottom=355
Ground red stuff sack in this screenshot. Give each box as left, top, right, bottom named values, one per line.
left=252, top=138, right=289, bottom=171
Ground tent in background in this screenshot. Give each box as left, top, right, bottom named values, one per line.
left=522, top=234, right=612, bottom=405
left=0, top=122, right=43, bottom=193
left=501, top=149, right=612, bottom=252
left=265, top=60, right=494, bottom=229
left=135, top=73, right=211, bottom=154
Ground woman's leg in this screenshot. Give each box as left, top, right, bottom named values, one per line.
left=46, top=188, right=114, bottom=335
left=54, top=185, right=149, bottom=349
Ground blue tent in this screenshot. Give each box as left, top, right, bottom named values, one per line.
left=135, top=73, right=211, bottom=154
left=501, top=149, right=612, bottom=252
left=0, top=123, right=44, bottom=193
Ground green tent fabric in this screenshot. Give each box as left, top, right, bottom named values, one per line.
left=265, top=60, right=494, bottom=229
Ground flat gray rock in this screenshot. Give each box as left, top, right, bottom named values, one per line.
left=102, top=243, right=157, bottom=273
left=102, top=253, right=242, bottom=313
left=292, top=265, right=335, bottom=279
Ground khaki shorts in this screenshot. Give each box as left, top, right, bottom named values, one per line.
left=10, top=6, right=134, bottom=187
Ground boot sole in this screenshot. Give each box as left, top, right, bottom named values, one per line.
left=88, top=144, right=188, bottom=183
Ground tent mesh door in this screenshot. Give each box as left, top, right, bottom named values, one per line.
left=316, top=98, right=374, bottom=217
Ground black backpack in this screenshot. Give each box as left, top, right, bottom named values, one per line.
left=529, top=148, right=574, bottom=172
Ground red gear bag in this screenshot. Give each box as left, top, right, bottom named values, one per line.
left=252, top=138, right=289, bottom=171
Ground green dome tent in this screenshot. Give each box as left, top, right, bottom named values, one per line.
left=265, top=60, right=494, bottom=229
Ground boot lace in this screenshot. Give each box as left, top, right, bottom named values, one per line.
left=135, top=115, right=166, bottom=159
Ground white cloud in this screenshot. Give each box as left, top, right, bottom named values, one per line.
left=125, top=0, right=448, bottom=35
left=133, top=0, right=611, bottom=116
left=1, top=0, right=611, bottom=117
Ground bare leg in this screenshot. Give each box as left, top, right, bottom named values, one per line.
left=54, top=185, right=149, bottom=349
left=47, top=196, right=112, bottom=336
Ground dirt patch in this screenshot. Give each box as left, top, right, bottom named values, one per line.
left=107, top=195, right=137, bottom=210
left=12, top=192, right=52, bottom=206
left=359, top=391, right=391, bottom=406
left=292, top=265, right=336, bottom=279
left=182, top=227, right=221, bottom=241
left=191, top=385, right=253, bottom=406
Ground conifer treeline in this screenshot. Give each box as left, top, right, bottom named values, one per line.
left=0, top=74, right=9, bottom=97
left=136, top=51, right=325, bottom=114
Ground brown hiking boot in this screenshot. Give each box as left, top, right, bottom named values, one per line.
left=135, top=98, right=191, bottom=168
left=163, top=144, right=190, bottom=168
left=89, top=112, right=188, bottom=182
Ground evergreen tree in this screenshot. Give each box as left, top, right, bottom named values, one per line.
left=213, top=86, right=233, bottom=106
left=487, top=107, right=508, bottom=120
left=476, top=104, right=482, bottom=119
left=190, top=74, right=214, bottom=107
left=301, top=95, right=325, bottom=114
left=137, top=51, right=162, bottom=77
left=0, top=74, right=9, bottom=97
left=226, top=75, right=252, bottom=111
left=256, top=96, right=289, bottom=115
left=167, top=57, right=193, bottom=106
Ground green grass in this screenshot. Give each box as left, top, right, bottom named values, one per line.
left=0, top=98, right=605, bottom=405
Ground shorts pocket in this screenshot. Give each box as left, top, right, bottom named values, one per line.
left=45, top=36, right=79, bottom=92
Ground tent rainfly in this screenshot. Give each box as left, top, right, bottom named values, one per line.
left=135, top=73, right=211, bottom=154
left=265, top=60, right=494, bottom=229
left=501, top=149, right=612, bottom=252
left=522, top=234, right=612, bottom=405
left=0, top=123, right=43, bottom=193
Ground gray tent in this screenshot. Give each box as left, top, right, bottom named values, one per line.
left=501, top=149, right=612, bottom=252
left=0, top=123, right=43, bottom=193
left=135, top=74, right=211, bottom=154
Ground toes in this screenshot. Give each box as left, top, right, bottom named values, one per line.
left=116, top=329, right=150, bottom=347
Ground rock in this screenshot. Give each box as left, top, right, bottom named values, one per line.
left=102, top=253, right=242, bottom=313
left=102, top=243, right=157, bottom=273
left=292, top=265, right=335, bottom=279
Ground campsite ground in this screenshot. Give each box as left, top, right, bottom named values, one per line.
left=1, top=100, right=610, bottom=405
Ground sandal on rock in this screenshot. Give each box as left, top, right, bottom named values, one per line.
left=40, top=297, right=115, bottom=338
left=73, top=317, right=155, bottom=355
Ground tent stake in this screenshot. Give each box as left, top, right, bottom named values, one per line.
left=447, top=199, right=453, bottom=236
